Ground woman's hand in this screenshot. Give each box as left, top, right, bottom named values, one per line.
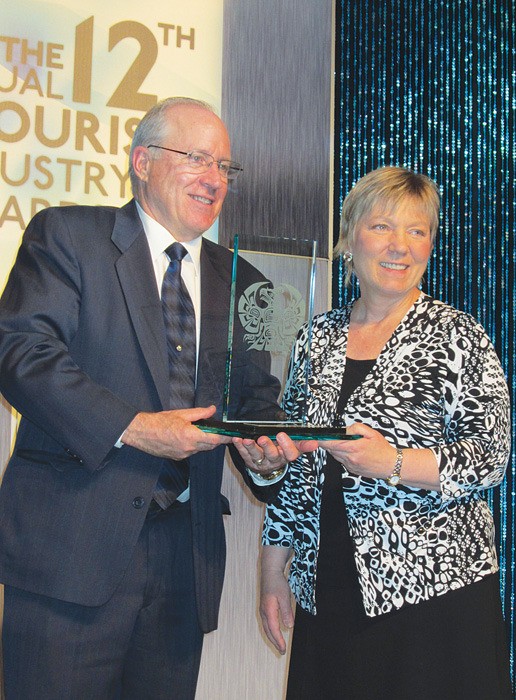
left=321, top=423, right=440, bottom=490
left=232, top=432, right=318, bottom=478
left=321, top=422, right=396, bottom=479
left=260, top=545, right=294, bottom=654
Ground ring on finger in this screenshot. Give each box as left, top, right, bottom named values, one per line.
left=252, top=457, right=265, bottom=467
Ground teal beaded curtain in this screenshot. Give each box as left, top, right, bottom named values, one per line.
left=334, top=0, right=515, bottom=685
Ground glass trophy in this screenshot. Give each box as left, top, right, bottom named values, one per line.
left=196, top=236, right=358, bottom=441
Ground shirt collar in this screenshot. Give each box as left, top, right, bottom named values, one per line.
left=135, top=201, right=202, bottom=276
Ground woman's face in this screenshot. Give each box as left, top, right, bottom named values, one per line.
left=350, top=197, right=433, bottom=301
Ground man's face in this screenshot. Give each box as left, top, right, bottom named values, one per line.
left=133, top=105, right=232, bottom=241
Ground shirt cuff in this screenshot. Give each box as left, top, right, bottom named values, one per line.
left=246, top=466, right=287, bottom=486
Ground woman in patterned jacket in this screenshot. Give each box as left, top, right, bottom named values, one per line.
left=240, top=167, right=512, bottom=699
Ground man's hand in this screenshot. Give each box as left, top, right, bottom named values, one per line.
left=121, top=405, right=231, bottom=460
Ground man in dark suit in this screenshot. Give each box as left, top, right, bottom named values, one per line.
left=0, top=97, right=309, bottom=699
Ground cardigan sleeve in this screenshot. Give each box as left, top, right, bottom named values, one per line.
left=262, top=329, right=307, bottom=545
left=429, top=313, right=510, bottom=500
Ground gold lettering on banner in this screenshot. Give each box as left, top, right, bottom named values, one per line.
left=0, top=153, right=55, bottom=190
left=0, top=101, right=30, bottom=142
left=0, top=152, right=134, bottom=198
left=0, top=36, right=62, bottom=67
left=0, top=153, right=30, bottom=186
left=55, top=158, right=82, bottom=191
left=109, top=115, right=120, bottom=155
left=75, top=112, right=105, bottom=153
left=15, top=69, right=63, bottom=100
left=107, top=21, right=158, bottom=111
left=0, top=68, right=63, bottom=99
left=19, top=69, right=45, bottom=97
left=0, top=196, right=81, bottom=229
left=34, top=156, right=53, bottom=189
left=20, top=39, right=44, bottom=65
left=0, top=70, right=17, bottom=93
left=73, top=17, right=93, bottom=104
left=0, top=196, right=24, bottom=228
left=1, top=13, right=204, bottom=232
left=157, top=23, right=195, bottom=49
left=46, top=72, right=63, bottom=100
left=110, top=164, right=131, bottom=198
left=123, top=118, right=140, bottom=155
left=85, top=162, right=108, bottom=195
left=31, top=198, right=51, bottom=217
left=158, top=23, right=175, bottom=46
left=35, top=105, right=70, bottom=147
left=0, top=36, right=20, bottom=62
left=46, top=43, right=64, bottom=69
left=175, top=26, right=195, bottom=49
left=0, top=103, right=136, bottom=154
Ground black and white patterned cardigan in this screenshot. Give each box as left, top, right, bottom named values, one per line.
left=262, top=293, right=511, bottom=617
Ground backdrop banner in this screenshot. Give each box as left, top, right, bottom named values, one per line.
left=0, top=0, right=224, bottom=290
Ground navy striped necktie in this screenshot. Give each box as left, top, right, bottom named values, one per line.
left=162, top=242, right=196, bottom=408
left=152, top=242, right=196, bottom=511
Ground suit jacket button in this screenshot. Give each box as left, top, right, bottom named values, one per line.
left=65, top=448, right=83, bottom=464
left=132, top=496, right=145, bottom=509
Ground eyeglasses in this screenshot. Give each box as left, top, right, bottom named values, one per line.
left=147, top=145, right=243, bottom=181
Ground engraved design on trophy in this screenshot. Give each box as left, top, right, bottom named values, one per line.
left=238, top=282, right=305, bottom=354
left=196, top=236, right=357, bottom=441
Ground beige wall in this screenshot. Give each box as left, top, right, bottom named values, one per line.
left=196, top=460, right=292, bottom=699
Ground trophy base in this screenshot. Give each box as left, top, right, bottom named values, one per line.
left=195, top=419, right=360, bottom=441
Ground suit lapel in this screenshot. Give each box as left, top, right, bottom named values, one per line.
left=110, top=207, right=234, bottom=414
left=112, top=201, right=170, bottom=410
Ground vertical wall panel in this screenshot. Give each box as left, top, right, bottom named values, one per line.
left=220, top=0, right=334, bottom=258
left=198, top=2, right=334, bottom=697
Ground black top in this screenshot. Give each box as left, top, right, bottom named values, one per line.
left=316, top=358, right=375, bottom=588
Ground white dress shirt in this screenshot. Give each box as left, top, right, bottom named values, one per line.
left=136, top=202, right=201, bottom=362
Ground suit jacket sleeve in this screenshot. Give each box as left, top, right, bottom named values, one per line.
left=0, top=207, right=139, bottom=472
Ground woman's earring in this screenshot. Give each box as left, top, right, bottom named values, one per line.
left=343, top=251, right=353, bottom=262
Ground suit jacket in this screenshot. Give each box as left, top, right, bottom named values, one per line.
left=0, top=200, right=282, bottom=632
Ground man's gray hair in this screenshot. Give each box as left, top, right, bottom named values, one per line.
left=129, top=97, right=217, bottom=196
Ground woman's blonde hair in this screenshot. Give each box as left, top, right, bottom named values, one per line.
left=334, top=166, right=440, bottom=286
